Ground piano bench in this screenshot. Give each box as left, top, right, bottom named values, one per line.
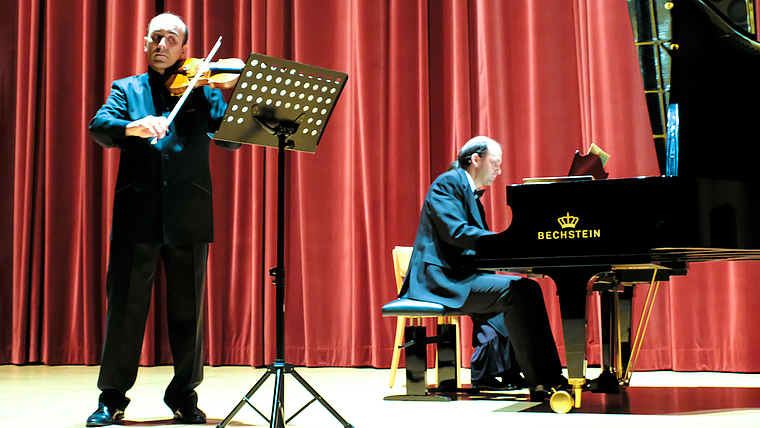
left=381, top=298, right=465, bottom=401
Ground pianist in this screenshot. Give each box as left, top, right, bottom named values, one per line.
left=398, top=136, right=566, bottom=398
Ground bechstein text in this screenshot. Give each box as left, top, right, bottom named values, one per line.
left=537, top=212, right=601, bottom=240
left=538, top=229, right=601, bottom=240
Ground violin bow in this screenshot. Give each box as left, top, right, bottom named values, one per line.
left=151, top=36, right=223, bottom=145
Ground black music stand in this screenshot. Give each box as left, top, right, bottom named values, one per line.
left=213, top=53, right=351, bottom=428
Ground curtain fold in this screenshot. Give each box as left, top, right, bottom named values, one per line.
left=4, top=0, right=760, bottom=373
left=0, top=0, right=17, bottom=366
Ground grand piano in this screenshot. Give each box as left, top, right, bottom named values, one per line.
left=475, top=0, right=760, bottom=411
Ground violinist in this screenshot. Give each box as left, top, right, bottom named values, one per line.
left=86, top=12, right=241, bottom=427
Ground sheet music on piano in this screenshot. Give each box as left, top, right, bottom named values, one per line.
left=523, top=143, right=610, bottom=184
left=522, top=175, right=593, bottom=184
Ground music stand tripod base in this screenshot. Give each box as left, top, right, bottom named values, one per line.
left=216, top=361, right=355, bottom=428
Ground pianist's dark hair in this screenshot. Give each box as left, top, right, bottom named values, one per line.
left=456, top=138, right=491, bottom=169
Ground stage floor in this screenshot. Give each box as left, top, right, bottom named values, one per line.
left=1, top=365, right=758, bottom=428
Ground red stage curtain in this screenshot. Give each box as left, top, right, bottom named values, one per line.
left=2, top=0, right=759, bottom=372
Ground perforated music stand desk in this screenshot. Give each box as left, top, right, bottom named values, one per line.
left=214, top=53, right=351, bottom=428
left=214, top=53, right=347, bottom=152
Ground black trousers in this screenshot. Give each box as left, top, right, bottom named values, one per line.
left=458, top=273, right=563, bottom=389
left=97, top=242, right=208, bottom=411
left=469, top=320, right=520, bottom=382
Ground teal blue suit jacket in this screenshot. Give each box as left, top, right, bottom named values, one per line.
left=89, top=66, right=240, bottom=244
left=399, top=168, right=495, bottom=308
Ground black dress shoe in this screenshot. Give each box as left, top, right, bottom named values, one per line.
left=529, top=389, right=552, bottom=402
left=86, top=403, right=125, bottom=427
left=472, top=376, right=523, bottom=391
left=173, top=406, right=207, bottom=424
left=529, top=376, right=573, bottom=402
left=501, top=373, right=528, bottom=389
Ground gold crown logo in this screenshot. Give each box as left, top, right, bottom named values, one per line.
left=557, top=212, right=579, bottom=229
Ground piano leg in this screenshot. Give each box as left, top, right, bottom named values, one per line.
left=561, top=317, right=587, bottom=383
left=560, top=317, right=588, bottom=409
left=543, top=267, right=600, bottom=410
left=592, top=276, right=634, bottom=393
left=593, top=289, right=620, bottom=393
left=618, top=286, right=634, bottom=384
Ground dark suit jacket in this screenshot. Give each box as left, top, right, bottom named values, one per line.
left=398, top=168, right=495, bottom=308
left=89, top=66, right=241, bottom=244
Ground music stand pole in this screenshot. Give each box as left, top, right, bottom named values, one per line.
left=214, top=54, right=351, bottom=428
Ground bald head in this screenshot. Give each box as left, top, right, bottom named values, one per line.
left=147, top=13, right=188, bottom=45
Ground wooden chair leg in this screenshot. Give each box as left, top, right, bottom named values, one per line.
left=389, top=315, right=407, bottom=387
left=435, top=317, right=442, bottom=385
left=453, top=316, right=462, bottom=388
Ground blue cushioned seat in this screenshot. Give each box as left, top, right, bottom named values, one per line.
left=381, top=298, right=464, bottom=318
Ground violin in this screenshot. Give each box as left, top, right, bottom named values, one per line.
left=164, top=57, right=245, bottom=95
left=151, top=36, right=230, bottom=145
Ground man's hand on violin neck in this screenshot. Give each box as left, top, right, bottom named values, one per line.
left=126, top=116, right=169, bottom=140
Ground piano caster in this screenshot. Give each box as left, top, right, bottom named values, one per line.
left=549, top=378, right=586, bottom=413
left=549, top=389, right=574, bottom=414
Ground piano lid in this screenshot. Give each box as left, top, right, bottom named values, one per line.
left=475, top=176, right=760, bottom=271
left=627, top=0, right=760, bottom=181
